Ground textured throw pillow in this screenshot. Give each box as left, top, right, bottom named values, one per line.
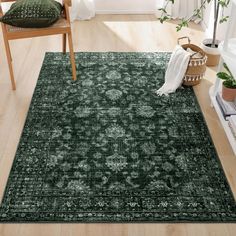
left=0, top=0, right=63, bottom=28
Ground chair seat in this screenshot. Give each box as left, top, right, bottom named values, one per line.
left=6, top=17, right=70, bottom=33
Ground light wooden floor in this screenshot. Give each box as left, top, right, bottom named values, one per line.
left=0, top=15, right=235, bottom=236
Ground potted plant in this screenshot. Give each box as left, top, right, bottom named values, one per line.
left=158, top=0, right=230, bottom=66
left=217, top=63, right=236, bottom=101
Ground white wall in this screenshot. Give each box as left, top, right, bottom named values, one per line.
left=202, top=1, right=236, bottom=41
left=1, top=0, right=157, bottom=14
left=95, top=0, right=157, bottom=14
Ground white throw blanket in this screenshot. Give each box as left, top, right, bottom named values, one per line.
left=156, top=45, right=191, bottom=96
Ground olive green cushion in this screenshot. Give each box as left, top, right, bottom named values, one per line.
left=0, top=0, right=63, bottom=28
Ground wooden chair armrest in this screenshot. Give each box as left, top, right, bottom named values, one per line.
left=62, top=0, right=72, bottom=22
left=0, top=5, right=3, bottom=17
left=62, top=0, right=71, bottom=7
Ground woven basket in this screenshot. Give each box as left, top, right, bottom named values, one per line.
left=178, top=37, right=207, bottom=86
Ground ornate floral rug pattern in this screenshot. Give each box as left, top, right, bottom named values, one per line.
left=0, top=52, right=236, bottom=222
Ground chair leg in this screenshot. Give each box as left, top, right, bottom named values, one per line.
left=67, top=32, right=77, bottom=81
left=3, top=39, right=15, bottom=90
left=5, top=38, right=12, bottom=61
left=62, top=34, right=66, bottom=54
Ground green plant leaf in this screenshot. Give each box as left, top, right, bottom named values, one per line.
left=157, top=0, right=230, bottom=37
left=223, top=81, right=236, bottom=88
left=223, top=63, right=234, bottom=78
left=159, top=16, right=171, bottom=23
left=158, top=8, right=167, bottom=14
left=217, top=72, right=231, bottom=80
left=220, top=16, right=229, bottom=23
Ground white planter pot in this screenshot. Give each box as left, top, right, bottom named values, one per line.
left=201, top=39, right=221, bottom=66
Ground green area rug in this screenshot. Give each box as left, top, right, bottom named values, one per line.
left=0, top=52, right=236, bottom=223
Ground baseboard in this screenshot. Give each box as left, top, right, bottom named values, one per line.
left=95, top=10, right=156, bottom=15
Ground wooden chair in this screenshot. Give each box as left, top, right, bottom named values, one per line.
left=0, top=0, right=77, bottom=90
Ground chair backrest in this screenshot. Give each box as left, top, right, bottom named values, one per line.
left=0, top=0, right=72, bottom=24
left=0, top=1, right=15, bottom=13
left=63, top=0, right=71, bottom=7
left=0, top=0, right=15, bottom=3
left=0, top=0, right=72, bottom=6
left=0, top=0, right=72, bottom=18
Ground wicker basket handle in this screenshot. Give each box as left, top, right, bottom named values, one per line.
left=190, top=52, right=198, bottom=58
left=177, top=36, right=191, bottom=45
left=178, top=37, right=205, bottom=60
left=189, top=52, right=204, bottom=60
